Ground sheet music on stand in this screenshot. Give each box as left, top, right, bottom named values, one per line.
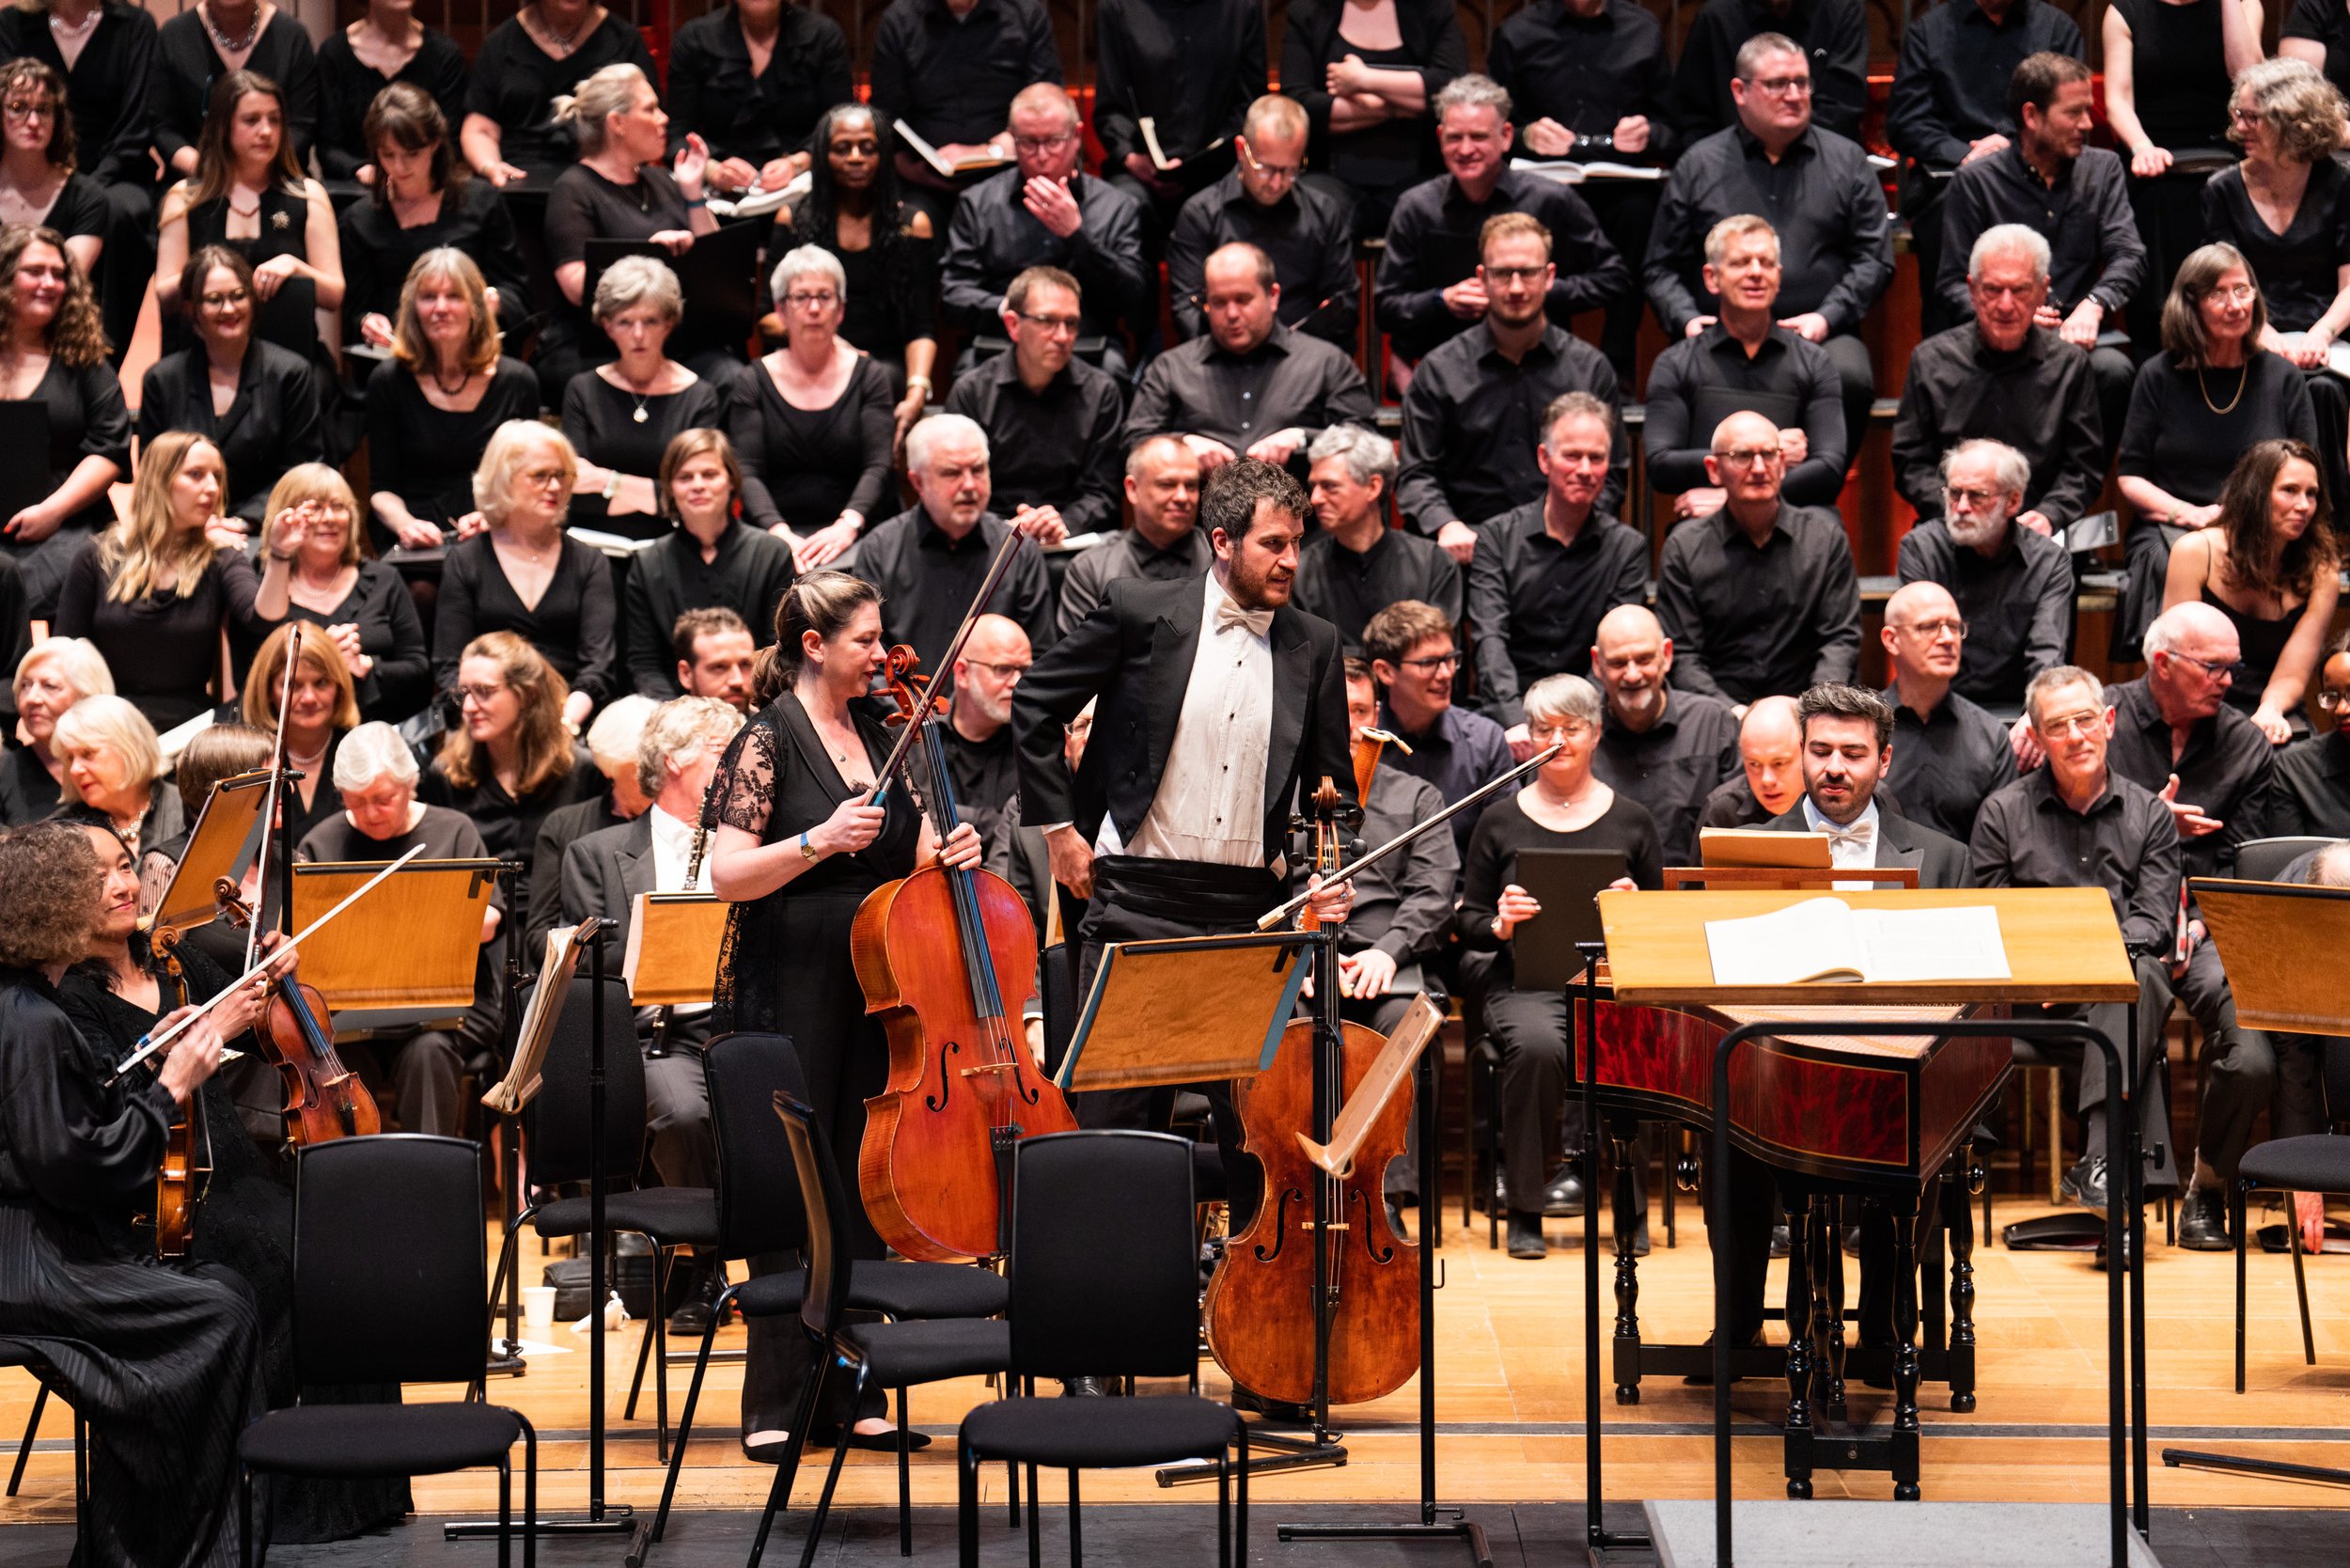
left=149, top=768, right=274, bottom=940
left=480, top=923, right=589, bottom=1114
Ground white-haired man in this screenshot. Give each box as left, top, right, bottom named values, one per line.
left=1293, top=424, right=1460, bottom=647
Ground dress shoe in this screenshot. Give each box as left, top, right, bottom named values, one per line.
left=1061, top=1376, right=1107, bottom=1398
left=1684, top=1330, right=1763, bottom=1385
left=1543, top=1165, right=1587, bottom=1218
left=2061, top=1154, right=2109, bottom=1216
left=666, top=1261, right=728, bottom=1338
left=1769, top=1223, right=1790, bottom=1259
left=2176, top=1181, right=2231, bottom=1251
left=1507, top=1209, right=1547, bottom=1260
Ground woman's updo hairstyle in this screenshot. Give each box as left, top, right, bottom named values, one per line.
left=755, top=570, right=879, bottom=706
left=550, top=63, right=650, bottom=157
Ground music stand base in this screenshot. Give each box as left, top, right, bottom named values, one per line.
left=1279, top=1516, right=1493, bottom=1566
left=446, top=1508, right=649, bottom=1551
left=1153, top=1430, right=1345, bottom=1486
left=2003, top=1213, right=2109, bottom=1250
left=484, top=1349, right=525, bottom=1377
left=2161, top=1448, right=2350, bottom=1489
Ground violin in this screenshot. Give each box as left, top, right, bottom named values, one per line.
left=1202, top=775, right=1421, bottom=1408
left=851, top=645, right=1078, bottom=1261
left=215, top=881, right=381, bottom=1147
left=144, top=928, right=211, bottom=1259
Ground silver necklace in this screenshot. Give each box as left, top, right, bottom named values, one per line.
left=202, top=1, right=262, bottom=55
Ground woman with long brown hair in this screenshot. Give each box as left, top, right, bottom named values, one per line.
left=2164, top=436, right=2343, bottom=740
left=0, top=222, right=125, bottom=616
left=0, top=59, right=103, bottom=276
left=340, top=84, right=522, bottom=345
left=238, top=621, right=363, bottom=842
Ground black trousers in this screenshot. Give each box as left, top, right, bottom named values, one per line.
left=2029, top=951, right=2180, bottom=1190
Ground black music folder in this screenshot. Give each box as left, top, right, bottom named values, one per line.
left=1510, top=847, right=1630, bottom=991
left=583, top=217, right=763, bottom=349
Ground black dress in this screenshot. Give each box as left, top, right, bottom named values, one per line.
left=181, top=185, right=325, bottom=365
left=619, top=521, right=795, bottom=697
left=0, top=353, right=131, bottom=619
left=540, top=160, right=697, bottom=393
left=665, top=5, right=853, bottom=171
left=726, top=355, right=896, bottom=531
left=362, top=355, right=542, bottom=535
left=707, top=693, right=916, bottom=1434
left=13, top=170, right=110, bottom=250
left=2201, top=585, right=2304, bottom=727
left=153, top=8, right=321, bottom=172
left=2110, top=0, right=2240, bottom=359
left=136, top=338, right=324, bottom=522
left=431, top=531, right=619, bottom=705
left=51, top=538, right=266, bottom=731
left=462, top=13, right=658, bottom=180
left=0, top=745, right=61, bottom=825
left=769, top=204, right=939, bottom=363
left=274, top=559, right=433, bottom=723
left=0, top=966, right=261, bottom=1568
left=2201, top=162, right=2350, bottom=335
left=313, top=24, right=468, bottom=181
left=1280, top=0, right=1466, bottom=236
left=339, top=178, right=525, bottom=330
left=557, top=368, right=730, bottom=540
left=418, top=743, right=602, bottom=918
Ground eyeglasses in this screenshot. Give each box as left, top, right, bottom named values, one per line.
left=2, top=100, right=54, bottom=123
left=1011, top=133, right=1076, bottom=154
left=784, top=290, right=838, bottom=308
left=1397, top=652, right=1461, bottom=673
left=1012, top=308, right=1081, bottom=334
left=454, top=683, right=509, bottom=706
left=1528, top=719, right=1594, bottom=742
left=966, top=659, right=1032, bottom=681
left=1750, top=74, right=1812, bottom=96
left=1237, top=144, right=1300, bottom=179
left=1712, top=447, right=1784, bottom=469
left=2319, top=687, right=2350, bottom=712
left=521, top=467, right=569, bottom=489
left=1481, top=264, right=1549, bottom=284
left=2206, top=284, right=2260, bottom=304
left=2164, top=650, right=2245, bottom=682
left=2229, top=105, right=2264, bottom=126
left=199, top=288, right=251, bottom=309
left=2037, top=710, right=2105, bottom=738
left=1942, top=486, right=2007, bottom=507
left=1893, top=617, right=1968, bottom=640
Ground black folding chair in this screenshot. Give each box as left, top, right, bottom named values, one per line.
left=0, top=1342, right=84, bottom=1520
left=956, top=1131, right=1246, bottom=1568
left=236, top=1136, right=536, bottom=1568
left=2234, top=1133, right=2350, bottom=1392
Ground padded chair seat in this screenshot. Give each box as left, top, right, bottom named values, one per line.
left=533, top=1187, right=718, bottom=1247
left=2240, top=1135, right=2350, bottom=1195
left=839, top=1317, right=1010, bottom=1388
left=729, top=1261, right=1010, bottom=1322
left=239, top=1402, right=525, bottom=1479
left=961, top=1394, right=1241, bottom=1468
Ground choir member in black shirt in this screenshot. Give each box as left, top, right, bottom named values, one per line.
left=940, top=84, right=1150, bottom=380
left=1456, top=671, right=1660, bottom=1256
left=1700, top=692, right=1807, bottom=827
left=2284, top=0, right=2350, bottom=93
left=0, top=61, right=104, bottom=278
left=1897, top=224, right=2108, bottom=530
left=1294, top=423, right=1458, bottom=648
left=1092, top=0, right=1265, bottom=237
left=341, top=86, right=524, bottom=344
left=867, top=0, right=1061, bottom=219
left=1056, top=434, right=1211, bottom=634
left=0, top=226, right=126, bottom=619
left=1167, top=94, right=1358, bottom=348
left=1879, top=581, right=2018, bottom=845
left=1656, top=410, right=1861, bottom=707
left=1646, top=32, right=1889, bottom=460
left=728, top=243, right=896, bottom=565
left=1642, top=213, right=1847, bottom=515
left=49, top=694, right=181, bottom=857
left=620, top=428, right=793, bottom=700
left=0, top=637, right=108, bottom=826
left=559, top=257, right=728, bottom=541
left=53, top=431, right=286, bottom=732
left=365, top=248, right=540, bottom=548
left=1487, top=0, right=1674, bottom=372
left=936, top=613, right=1029, bottom=842
left=1895, top=438, right=2074, bottom=718
left=433, top=421, right=618, bottom=727
left=538, top=64, right=719, bottom=400
left=766, top=104, right=939, bottom=433
left=846, top=413, right=1056, bottom=670
left=1674, top=0, right=1867, bottom=141
left=255, top=464, right=431, bottom=725
left=665, top=0, right=851, bottom=197
left=2117, top=243, right=2320, bottom=659
left=942, top=265, right=1125, bottom=540
left=154, top=0, right=319, bottom=178
left=2112, top=604, right=2280, bottom=884
left=138, top=245, right=321, bottom=524
left=1366, top=598, right=1517, bottom=858
left=233, top=621, right=359, bottom=848
left=2275, top=637, right=2350, bottom=834
left=1279, top=0, right=1466, bottom=238
left=314, top=0, right=465, bottom=183
left=1468, top=393, right=1646, bottom=733
left=1374, top=74, right=1625, bottom=365
left=1395, top=212, right=1626, bottom=555
left=1588, top=605, right=1740, bottom=869
left=1125, top=241, right=1375, bottom=466
left=668, top=604, right=759, bottom=712
left=459, top=0, right=656, bottom=186
left=2162, top=438, right=2342, bottom=743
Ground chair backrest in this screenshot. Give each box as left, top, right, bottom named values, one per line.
left=1039, top=942, right=1077, bottom=1077
left=521, top=974, right=646, bottom=1190
left=291, top=1135, right=486, bottom=1388
left=703, top=1031, right=812, bottom=1262
left=1008, top=1131, right=1197, bottom=1379
left=774, top=1093, right=854, bottom=1346
left=2236, top=836, right=2336, bottom=886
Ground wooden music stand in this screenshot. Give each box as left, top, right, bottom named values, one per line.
left=1298, top=996, right=1442, bottom=1177
left=290, top=859, right=501, bottom=1032
left=622, top=892, right=726, bottom=1007
left=2188, top=877, right=2350, bottom=1037
left=149, top=769, right=273, bottom=941
left=1663, top=865, right=1919, bottom=891
left=1054, top=931, right=1314, bottom=1093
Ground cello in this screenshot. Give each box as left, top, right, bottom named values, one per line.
left=852, top=646, right=1078, bottom=1261
left=1202, top=768, right=1421, bottom=1409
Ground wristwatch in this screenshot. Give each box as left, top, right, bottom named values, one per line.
left=799, top=830, right=821, bottom=862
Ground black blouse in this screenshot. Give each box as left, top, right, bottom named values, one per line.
left=1279, top=0, right=1465, bottom=180
left=1454, top=791, right=1664, bottom=987
left=51, top=538, right=265, bottom=731
left=726, top=355, right=896, bottom=531
left=339, top=178, right=525, bottom=328
left=619, top=521, right=795, bottom=697
left=542, top=162, right=696, bottom=368
left=665, top=5, right=853, bottom=169
left=0, top=745, right=61, bottom=826
left=2119, top=351, right=2322, bottom=509
left=2108, top=0, right=2234, bottom=152
left=557, top=368, right=730, bottom=540
left=2286, top=0, right=2350, bottom=96
left=462, top=14, right=658, bottom=178
left=153, top=9, right=321, bottom=171
left=136, top=339, right=323, bottom=522
left=0, top=1, right=159, bottom=191
left=2201, top=162, right=2350, bottom=335
left=313, top=24, right=468, bottom=182
left=770, top=206, right=940, bottom=359
left=363, top=356, right=542, bottom=532
left=19, top=172, right=110, bottom=248
left=431, top=531, right=619, bottom=705
left=274, top=559, right=432, bottom=724
left=8, top=355, right=131, bottom=537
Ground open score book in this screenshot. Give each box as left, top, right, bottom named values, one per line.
left=1703, top=898, right=2013, bottom=986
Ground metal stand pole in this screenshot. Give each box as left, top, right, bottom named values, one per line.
left=1571, top=943, right=1650, bottom=1560
left=488, top=858, right=527, bottom=1373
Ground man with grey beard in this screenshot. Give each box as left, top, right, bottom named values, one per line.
left=938, top=614, right=1034, bottom=844
left=1893, top=437, right=2072, bottom=722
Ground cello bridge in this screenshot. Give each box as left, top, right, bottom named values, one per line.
left=957, top=1062, right=1017, bottom=1079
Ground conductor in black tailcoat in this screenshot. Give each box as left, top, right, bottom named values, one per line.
left=1011, top=460, right=1355, bottom=1231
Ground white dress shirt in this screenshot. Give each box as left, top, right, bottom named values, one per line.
left=1099, top=572, right=1276, bottom=868
left=1802, top=795, right=1881, bottom=892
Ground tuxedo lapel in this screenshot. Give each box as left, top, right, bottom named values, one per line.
left=613, top=815, right=656, bottom=902
left=1262, top=609, right=1312, bottom=823
left=1144, top=580, right=1205, bottom=788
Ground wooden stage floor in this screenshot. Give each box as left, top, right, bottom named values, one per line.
left=1, top=1197, right=2343, bottom=1529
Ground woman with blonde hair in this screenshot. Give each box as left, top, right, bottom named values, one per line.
left=253, top=463, right=431, bottom=724
left=239, top=621, right=362, bottom=841
left=2, top=635, right=110, bottom=823
left=458, top=0, right=656, bottom=186
left=366, top=246, right=540, bottom=549
left=49, top=691, right=179, bottom=855
left=0, top=223, right=127, bottom=617
left=52, top=429, right=289, bottom=730
left=421, top=629, right=599, bottom=912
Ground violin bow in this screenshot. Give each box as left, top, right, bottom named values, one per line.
left=1252, top=743, right=1564, bottom=933
left=863, top=529, right=1027, bottom=808
left=243, top=622, right=304, bottom=974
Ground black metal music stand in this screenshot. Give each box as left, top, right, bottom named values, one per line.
left=1571, top=941, right=1653, bottom=1560
left=485, top=858, right=526, bottom=1376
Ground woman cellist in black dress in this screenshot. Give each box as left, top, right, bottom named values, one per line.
left=703, top=568, right=980, bottom=1458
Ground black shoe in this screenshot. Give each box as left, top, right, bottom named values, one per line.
left=1769, top=1223, right=1791, bottom=1259
left=1543, top=1165, right=1587, bottom=1218
left=833, top=1424, right=932, bottom=1452
left=1507, top=1209, right=1547, bottom=1260
left=1841, top=1224, right=1862, bottom=1260
left=666, top=1261, right=727, bottom=1338
left=2061, top=1154, right=2110, bottom=1216
left=1684, top=1330, right=1763, bottom=1386
left=1061, top=1377, right=1107, bottom=1398
left=2177, top=1182, right=2231, bottom=1251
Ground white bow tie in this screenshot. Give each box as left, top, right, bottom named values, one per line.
left=1823, top=821, right=1874, bottom=851
left=1214, top=599, right=1276, bottom=638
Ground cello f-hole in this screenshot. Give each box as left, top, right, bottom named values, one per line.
left=1254, top=1187, right=1302, bottom=1264
left=925, top=1039, right=962, bottom=1113
left=1349, top=1187, right=1395, bottom=1265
